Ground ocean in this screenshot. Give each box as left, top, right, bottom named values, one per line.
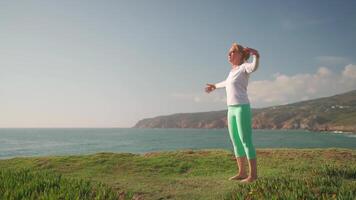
left=0, top=128, right=355, bottom=159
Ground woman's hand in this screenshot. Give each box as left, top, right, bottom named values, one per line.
left=205, top=84, right=216, bottom=93
left=245, top=47, right=260, bottom=58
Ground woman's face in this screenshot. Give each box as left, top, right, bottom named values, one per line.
left=228, top=48, right=243, bottom=65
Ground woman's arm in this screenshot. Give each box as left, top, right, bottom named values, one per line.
left=205, top=80, right=226, bottom=93
left=214, top=80, right=226, bottom=88
left=244, top=48, right=260, bottom=74
left=244, top=55, right=259, bottom=74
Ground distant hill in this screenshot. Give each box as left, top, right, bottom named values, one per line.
left=133, top=89, right=356, bottom=133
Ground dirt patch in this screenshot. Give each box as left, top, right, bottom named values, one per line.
left=35, top=158, right=53, bottom=169
left=142, top=152, right=165, bottom=158
left=320, top=150, right=355, bottom=161
left=256, top=150, right=274, bottom=157
left=192, top=150, right=212, bottom=156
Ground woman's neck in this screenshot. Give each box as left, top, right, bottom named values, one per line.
left=231, top=61, right=244, bottom=69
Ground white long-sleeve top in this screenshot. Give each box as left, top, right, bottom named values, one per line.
left=214, top=55, right=259, bottom=106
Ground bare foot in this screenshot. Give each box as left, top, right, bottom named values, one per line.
left=239, top=176, right=258, bottom=183
left=228, top=174, right=248, bottom=181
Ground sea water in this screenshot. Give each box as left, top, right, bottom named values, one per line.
left=0, top=128, right=355, bottom=159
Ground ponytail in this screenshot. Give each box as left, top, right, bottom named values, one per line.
left=242, top=48, right=250, bottom=61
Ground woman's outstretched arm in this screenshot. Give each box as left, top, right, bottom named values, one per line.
left=214, top=80, right=226, bottom=88
left=205, top=80, right=226, bottom=93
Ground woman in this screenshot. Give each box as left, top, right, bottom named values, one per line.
left=205, top=42, right=260, bottom=183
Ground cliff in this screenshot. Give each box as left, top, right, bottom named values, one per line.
left=133, top=89, right=356, bottom=133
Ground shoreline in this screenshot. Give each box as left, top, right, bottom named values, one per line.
left=0, top=127, right=355, bottom=135
left=131, top=127, right=356, bottom=134
left=1, top=147, right=355, bottom=161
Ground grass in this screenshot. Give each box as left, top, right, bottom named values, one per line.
left=0, top=168, right=121, bottom=200
left=0, top=148, right=355, bottom=199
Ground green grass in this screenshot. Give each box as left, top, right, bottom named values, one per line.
left=0, top=168, right=123, bottom=200
left=0, top=148, right=355, bottom=199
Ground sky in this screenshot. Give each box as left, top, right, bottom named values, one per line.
left=0, top=0, right=356, bottom=128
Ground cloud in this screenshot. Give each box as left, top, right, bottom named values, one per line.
left=315, top=56, right=350, bottom=66
left=172, top=64, right=356, bottom=108
left=248, top=64, right=356, bottom=107
left=342, top=64, right=356, bottom=79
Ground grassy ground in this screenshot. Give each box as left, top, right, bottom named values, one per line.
left=0, top=148, right=355, bottom=199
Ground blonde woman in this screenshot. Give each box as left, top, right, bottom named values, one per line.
left=205, top=42, right=260, bottom=183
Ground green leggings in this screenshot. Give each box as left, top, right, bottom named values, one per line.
left=227, top=103, right=256, bottom=159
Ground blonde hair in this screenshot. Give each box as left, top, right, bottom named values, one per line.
left=231, top=42, right=250, bottom=61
